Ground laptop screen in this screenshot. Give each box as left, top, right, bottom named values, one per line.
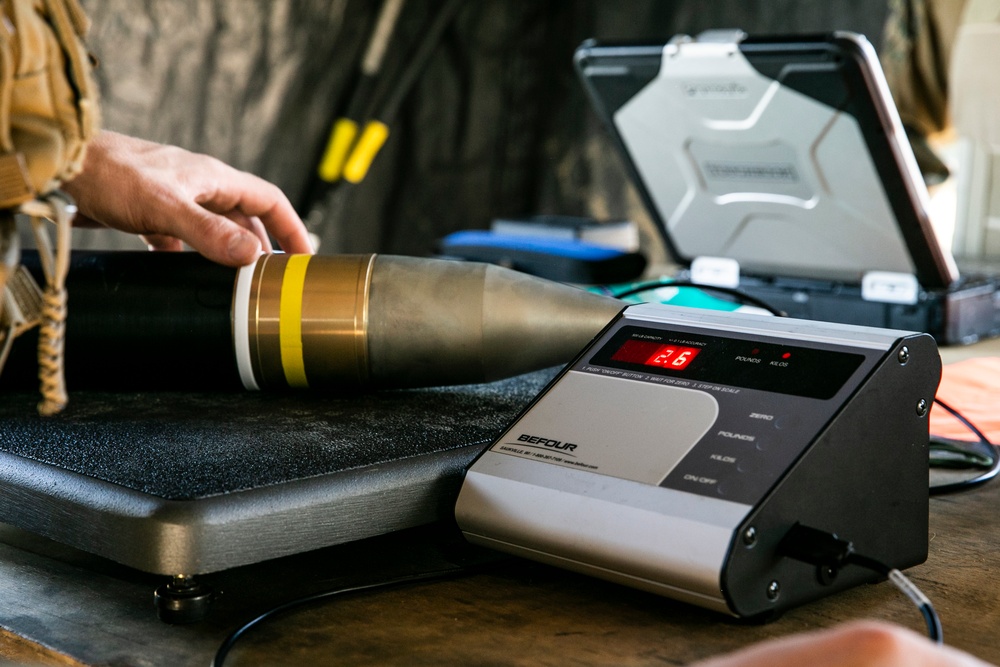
left=575, top=32, right=958, bottom=289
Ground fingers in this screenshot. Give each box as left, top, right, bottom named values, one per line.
left=125, top=199, right=271, bottom=267
left=689, top=622, right=992, bottom=667
left=64, top=131, right=313, bottom=267
left=254, top=193, right=313, bottom=256
left=194, top=170, right=313, bottom=257
left=140, top=233, right=184, bottom=252
left=159, top=199, right=264, bottom=267
left=223, top=210, right=274, bottom=257
left=229, top=212, right=274, bottom=255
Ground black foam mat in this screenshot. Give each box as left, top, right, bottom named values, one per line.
left=0, top=371, right=553, bottom=501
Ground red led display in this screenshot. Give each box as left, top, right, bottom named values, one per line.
left=610, top=340, right=701, bottom=371
left=644, top=344, right=700, bottom=370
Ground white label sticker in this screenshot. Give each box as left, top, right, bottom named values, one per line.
left=691, top=256, right=741, bottom=289
left=861, top=271, right=919, bottom=305
left=492, top=371, right=719, bottom=486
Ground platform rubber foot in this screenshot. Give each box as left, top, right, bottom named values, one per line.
left=154, top=575, right=213, bottom=624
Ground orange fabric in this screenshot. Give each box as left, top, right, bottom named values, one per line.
left=930, top=357, right=1000, bottom=442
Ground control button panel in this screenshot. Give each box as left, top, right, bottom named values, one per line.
left=488, top=316, right=883, bottom=507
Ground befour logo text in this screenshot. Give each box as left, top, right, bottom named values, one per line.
left=516, top=433, right=578, bottom=452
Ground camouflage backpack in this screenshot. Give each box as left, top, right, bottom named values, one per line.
left=0, top=0, right=99, bottom=414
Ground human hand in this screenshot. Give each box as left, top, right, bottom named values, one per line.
left=689, top=622, right=992, bottom=667
left=62, top=131, right=313, bottom=266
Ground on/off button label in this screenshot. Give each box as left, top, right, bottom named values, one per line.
left=683, top=474, right=718, bottom=485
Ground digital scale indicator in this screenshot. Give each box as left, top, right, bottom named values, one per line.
left=611, top=340, right=701, bottom=370
left=456, top=303, right=939, bottom=618
left=485, top=322, right=867, bottom=503
left=593, top=325, right=865, bottom=400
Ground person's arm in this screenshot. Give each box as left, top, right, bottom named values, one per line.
left=690, top=622, right=991, bottom=667
left=62, top=130, right=313, bottom=267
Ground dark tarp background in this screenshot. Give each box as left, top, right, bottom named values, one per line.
left=73, top=1, right=889, bottom=263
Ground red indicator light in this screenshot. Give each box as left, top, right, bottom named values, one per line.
left=782, top=352, right=792, bottom=359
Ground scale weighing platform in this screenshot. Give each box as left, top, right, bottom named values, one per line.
left=0, top=372, right=552, bottom=580
left=457, top=303, right=941, bottom=617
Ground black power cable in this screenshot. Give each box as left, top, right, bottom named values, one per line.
left=779, top=523, right=942, bottom=644
left=848, top=553, right=943, bottom=644
left=929, top=397, right=1000, bottom=494
left=211, top=567, right=468, bottom=667
left=610, top=279, right=787, bottom=317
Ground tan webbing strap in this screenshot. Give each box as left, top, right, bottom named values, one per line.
left=0, top=262, right=43, bottom=369
left=20, top=192, right=73, bottom=415
left=0, top=0, right=100, bottom=414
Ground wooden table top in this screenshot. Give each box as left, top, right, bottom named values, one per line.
left=212, top=480, right=1000, bottom=666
